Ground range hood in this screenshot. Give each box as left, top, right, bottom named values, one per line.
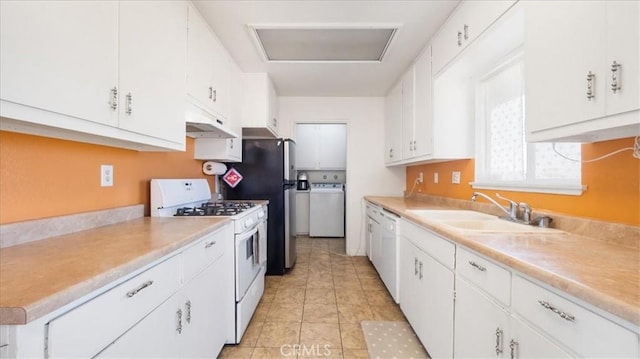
left=186, top=102, right=239, bottom=139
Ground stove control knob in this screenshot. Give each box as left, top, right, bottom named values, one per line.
left=258, top=211, right=265, bottom=219
left=244, top=218, right=254, bottom=228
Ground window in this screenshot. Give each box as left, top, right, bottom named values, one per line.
left=473, top=55, right=584, bottom=195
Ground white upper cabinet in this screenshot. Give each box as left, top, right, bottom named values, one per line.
left=118, top=1, right=187, bottom=145
left=401, top=67, right=415, bottom=160
left=186, top=4, right=230, bottom=127
left=384, top=81, right=403, bottom=164
left=296, top=123, right=346, bottom=170
left=0, top=0, right=188, bottom=151
left=0, top=1, right=119, bottom=128
left=432, top=0, right=516, bottom=75
left=525, top=1, right=640, bottom=142
left=403, top=46, right=434, bottom=161
left=242, top=73, right=280, bottom=138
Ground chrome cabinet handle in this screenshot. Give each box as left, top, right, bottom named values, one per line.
left=409, top=141, right=413, bottom=151
left=413, top=141, right=417, bottom=151
left=230, top=139, right=234, bottom=149
left=208, top=86, right=213, bottom=99
left=538, top=300, right=575, bottom=322
left=185, top=300, right=192, bottom=324
left=126, top=280, right=154, bottom=298
left=611, top=61, right=621, bottom=93
left=495, top=328, right=503, bottom=355
left=457, top=30, right=462, bottom=46
left=176, top=309, right=183, bottom=334
left=414, top=257, right=419, bottom=276
left=419, top=261, right=423, bottom=279
left=212, top=89, right=217, bottom=102
left=463, top=24, right=469, bottom=40
left=125, top=92, right=133, bottom=115
left=509, top=339, right=518, bottom=359
left=389, top=148, right=393, bottom=158
left=468, top=261, right=486, bottom=272
left=109, top=87, right=118, bottom=110
left=205, top=240, right=216, bottom=249
left=586, top=71, right=595, bottom=101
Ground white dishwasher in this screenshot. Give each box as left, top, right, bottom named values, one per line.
left=380, top=210, right=399, bottom=303
left=309, top=183, right=345, bottom=237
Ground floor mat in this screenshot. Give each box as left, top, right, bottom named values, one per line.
left=361, top=321, right=429, bottom=359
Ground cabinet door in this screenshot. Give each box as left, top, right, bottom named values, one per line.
left=454, top=277, right=510, bottom=358
left=180, top=259, right=227, bottom=358
left=296, top=124, right=319, bottom=169
left=509, top=316, right=572, bottom=359
left=268, top=80, right=279, bottom=135
left=401, top=67, right=415, bottom=160
left=605, top=1, right=640, bottom=117
left=370, top=219, right=382, bottom=274
left=384, top=82, right=403, bottom=163
left=210, top=34, right=230, bottom=122
left=318, top=124, right=347, bottom=170
left=412, top=46, right=433, bottom=158
left=118, top=1, right=187, bottom=144
left=0, top=1, right=118, bottom=126
left=419, top=250, right=454, bottom=358
left=296, top=192, right=310, bottom=234
left=95, top=295, right=181, bottom=358
left=525, top=2, right=607, bottom=136
left=187, top=5, right=216, bottom=113
left=399, top=238, right=425, bottom=339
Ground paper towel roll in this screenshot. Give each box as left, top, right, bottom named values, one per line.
left=202, top=161, right=227, bottom=176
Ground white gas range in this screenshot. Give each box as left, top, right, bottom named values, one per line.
left=150, top=179, right=267, bottom=344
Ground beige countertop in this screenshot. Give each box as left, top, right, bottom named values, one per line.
left=0, top=217, right=230, bottom=325
left=365, top=196, right=640, bottom=327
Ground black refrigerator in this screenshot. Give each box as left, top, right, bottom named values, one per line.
left=223, top=139, right=297, bottom=275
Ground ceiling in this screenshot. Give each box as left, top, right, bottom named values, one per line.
left=193, top=1, right=459, bottom=97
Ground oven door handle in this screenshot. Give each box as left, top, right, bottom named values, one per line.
left=253, top=230, right=260, bottom=266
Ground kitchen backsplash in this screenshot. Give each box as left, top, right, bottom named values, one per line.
left=0, top=131, right=211, bottom=224
left=406, top=137, right=640, bottom=226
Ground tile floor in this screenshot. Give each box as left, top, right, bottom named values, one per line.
left=218, top=236, right=410, bottom=358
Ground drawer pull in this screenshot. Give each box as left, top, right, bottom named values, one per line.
left=126, top=280, right=154, bottom=298
left=538, top=300, right=575, bottom=322
left=414, top=257, right=419, bottom=276
left=495, top=327, right=503, bottom=355
left=468, top=261, right=486, bottom=272
left=509, top=339, right=518, bottom=359
left=176, top=309, right=183, bottom=334
left=185, top=300, right=192, bottom=324
left=205, top=241, right=217, bottom=249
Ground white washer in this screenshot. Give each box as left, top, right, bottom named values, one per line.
left=309, top=183, right=345, bottom=237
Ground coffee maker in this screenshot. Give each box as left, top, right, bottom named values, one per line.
left=297, top=172, right=309, bottom=190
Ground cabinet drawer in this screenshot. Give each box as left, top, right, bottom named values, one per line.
left=366, top=202, right=381, bottom=220
left=512, top=275, right=639, bottom=358
left=183, top=227, right=227, bottom=282
left=456, top=247, right=510, bottom=306
left=47, top=255, right=181, bottom=358
left=400, top=219, right=455, bottom=269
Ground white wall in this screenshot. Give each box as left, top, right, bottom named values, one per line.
left=279, top=97, right=406, bottom=256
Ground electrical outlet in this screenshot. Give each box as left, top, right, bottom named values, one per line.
left=418, top=172, right=424, bottom=183
left=434, top=172, right=439, bottom=184
left=101, top=164, right=113, bottom=187
left=452, top=171, right=461, bottom=184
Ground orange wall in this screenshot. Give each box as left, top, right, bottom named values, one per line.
left=0, top=131, right=214, bottom=224
left=406, top=137, right=640, bottom=226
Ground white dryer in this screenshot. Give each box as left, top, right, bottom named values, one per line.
left=309, top=183, right=345, bottom=237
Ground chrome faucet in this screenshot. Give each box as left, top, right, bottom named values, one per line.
left=471, top=192, right=519, bottom=220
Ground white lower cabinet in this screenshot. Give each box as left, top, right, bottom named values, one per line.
left=508, top=315, right=572, bottom=359
left=296, top=191, right=310, bottom=234
left=399, top=220, right=455, bottom=358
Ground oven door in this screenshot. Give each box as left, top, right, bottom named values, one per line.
left=257, top=208, right=268, bottom=267
left=235, top=226, right=261, bottom=301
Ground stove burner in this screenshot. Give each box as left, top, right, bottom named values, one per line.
left=174, top=201, right=256, bottom=217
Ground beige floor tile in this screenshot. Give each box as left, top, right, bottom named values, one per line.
left=306, top=277, right=335, bottom=289
left=253, top=301, right=271, bottom=322
left=341, top=348, right=370, bottom=358
left=304, top=288, right=336, bottom=304
left=265, top=275, right=283, bottom=288
left=359, top=276, right=385, bottom=291
left=266, top=301, right=304, bottom=322
left=337, top=303, right=373, bottom=323
left=239, top=320, right=265, bottom=347
left=334, top=288, right=367, bottom=305
left=299, top=322, right=342, bottom=349
left=279, top=275, right=308, bottom=288
left=370, top=304, right=407, bottom=322
left=273, top=287, right=306, bottom=304
left=250, top=347, right=293, bottom=359
left=339, top=323, right=367, bottom=349
left=332, top=276, right=362, bottom=289
left=364, top=289, right=395, bottom=306
left=219, top=345, right=255, bottom=358
left=262, top=287, right=278, bottom=303
left=298, top=348, right=343, bottom=358
left=302, top=303, right=339, bottom=323
left=255, top=322, right=301, bottom=348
